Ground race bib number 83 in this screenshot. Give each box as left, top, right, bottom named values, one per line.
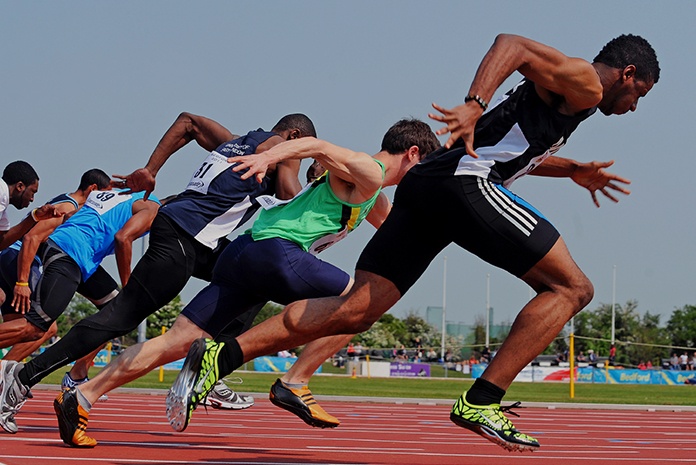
left=85, top=191, right=131, bottom=215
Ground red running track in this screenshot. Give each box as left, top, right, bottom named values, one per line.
left=1, top=389, right=696, bottom=465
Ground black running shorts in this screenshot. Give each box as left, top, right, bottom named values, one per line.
left=356, top=173, right=560, bottom=295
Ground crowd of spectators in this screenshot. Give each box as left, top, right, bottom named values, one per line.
left=330, top=341, right=696, bottom=374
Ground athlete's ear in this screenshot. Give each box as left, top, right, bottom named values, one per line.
left=288, top=129, right=301, bottom=140
left=408, top=145, right=421, bottom=161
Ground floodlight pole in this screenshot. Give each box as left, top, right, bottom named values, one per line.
left=137, top=237, right=148, bottom=343
left=611, top=265, right=616, bottom=345
left=485, top=273, right=490, bottom=349
left=441, top=256, right=447, bottom=361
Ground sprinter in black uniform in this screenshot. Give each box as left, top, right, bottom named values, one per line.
left=181, top=34, right=660, bottom=452
left=0, top=112, right=316, bottom=433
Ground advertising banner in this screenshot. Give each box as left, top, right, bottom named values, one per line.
left=254, top=356, right=322, bottom=374
left=390, top=362, right=430, bottom=377
left=472, top=363, right=696, bottom=385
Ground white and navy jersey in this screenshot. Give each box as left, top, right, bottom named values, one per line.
left=413, top=80, right=596, bottom=187
left=159, top=130, right=277, bottom=249
left=49, top=190, right=160, bottom=279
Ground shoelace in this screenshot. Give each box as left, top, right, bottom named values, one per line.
left=499, top=401, right=524, bottom=419
left=221, top=376, right=243, bottom=385
left=5, top=391, right=28, bottom=415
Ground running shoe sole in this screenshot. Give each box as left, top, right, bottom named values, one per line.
left=166, top=338, right=206, bottom=432
left=450, top=412, right=539, bottom=452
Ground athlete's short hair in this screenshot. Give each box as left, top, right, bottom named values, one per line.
left=272, top=113, right=317, bottom=138
left=2, top=161, right=39, bottom=187
left=78, top=168, right=111, bottom=191
left=381, top=118, right=441, bottom=159
left=594, top=34, right=660, bottom=84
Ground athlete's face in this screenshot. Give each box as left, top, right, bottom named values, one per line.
left=10, top=180, right=39, bottom=209
left=598, top=66, right=654, bottom=116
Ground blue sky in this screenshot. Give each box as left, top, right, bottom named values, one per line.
left=2, top=1, right=693, bottom=328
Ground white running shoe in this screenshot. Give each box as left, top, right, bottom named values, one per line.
left=0, top=360, right=32, bottom=434
left=61, top=372, right=108, bottom=402
left=202, top=380, right=254, bottom=410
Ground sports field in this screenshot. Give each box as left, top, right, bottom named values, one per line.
left=4, top=387, right=696, bottom=465
left=39, top=368, right=696, bottom=406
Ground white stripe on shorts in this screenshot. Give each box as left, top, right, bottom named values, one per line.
left=478, top=177, right=537, bottom=237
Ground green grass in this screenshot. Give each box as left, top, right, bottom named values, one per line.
left=38, top=363, right=696, bottom=406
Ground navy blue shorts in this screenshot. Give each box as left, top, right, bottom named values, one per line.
left=182, top=234, right=351, bottom=337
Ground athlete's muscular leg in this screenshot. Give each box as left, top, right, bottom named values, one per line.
left=481, top=237, right=593, bottom=391
left=0, top=318, right=45, bottom=349
left=20, top=230, right=197, bottom=388
left=68, top=346, right=105, bottom=381
left=78, top=316, right=210, bottom=405
left=238, top=271, right=401, bottom=363
left=282, top=334, right=355, bottom=385
left=3, top=321, right=57, bottom=361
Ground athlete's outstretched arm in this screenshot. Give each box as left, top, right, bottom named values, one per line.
left=429, top=34, right=603, bottom=151
left=113, top=199, right=160, bottom=286
left=113, top=112, right=239, bottom=198
left=0, top=204, right=61, bottom=251
left=228, top=138, right=383, bottom=203
left=529, top=156, right=631, bottom=207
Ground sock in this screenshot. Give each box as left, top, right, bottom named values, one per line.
left=465, top=377, right=506, bottom=405
left=74, top=387, right=93, bottom=413
left=215, top=338, right=244, bottom=378
left=283, top=381, right=306, bottom=389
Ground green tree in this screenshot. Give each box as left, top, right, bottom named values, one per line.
left=353, top=320, right=399, bottom=350
left=666, top=305, right=696, bottom=348
left=574, top=300, right=669, bottom=366
left=374, top=313, right=408, bottom=344
left=252, top=302, right=285, bottom=327
left=145, top=295, right=184, bottom=339
left=402, top=311, right=439, bottom=348
left=467, top=314, right=487, bottom=349
left=56, top=295, right=99, bottom=336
